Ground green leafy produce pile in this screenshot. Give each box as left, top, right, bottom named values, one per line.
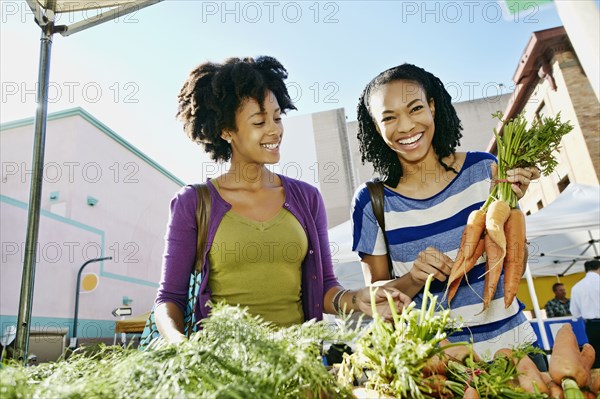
left=337, top=277, right=550, bottom=399
left=2, top=282, right=570, bottom=399
left=338, top=277, right=457, bottom=398
left=0, top=304, right=355, bottom=399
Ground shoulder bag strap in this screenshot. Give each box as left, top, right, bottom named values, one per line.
left=365, top=180, right=394, bottom=278
left=192, top=183, right=211, bottom=273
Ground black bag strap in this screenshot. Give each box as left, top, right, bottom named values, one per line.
left=192, top=184, right=211, bottom=274
left=365, top=180, right=394, bottom=278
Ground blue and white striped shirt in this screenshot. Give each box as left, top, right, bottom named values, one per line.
left=351, top=152, right=536, bottom=359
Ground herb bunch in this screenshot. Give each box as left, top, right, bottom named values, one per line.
left=490, top=111, right=573, bottom=208
left=338, top=276, right=458, bottom=399
left=1, top=304, right=356, bottom=399
left=445, top=345, right=548, bottom=399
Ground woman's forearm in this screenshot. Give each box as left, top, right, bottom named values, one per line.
left=324, top=286, right=360, bottom=314
left=154, top=302, right=187, bottom=343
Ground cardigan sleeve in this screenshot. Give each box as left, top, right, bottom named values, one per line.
left=312, top=187, right=341, bottom=294
left=154, top=185, right=198, bottom=312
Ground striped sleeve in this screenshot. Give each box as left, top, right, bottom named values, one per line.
left=351, top=185, right=387, bottom=257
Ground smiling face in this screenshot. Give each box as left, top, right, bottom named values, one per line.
left=368, top=80, right=436, bottom=166
left=223, top=90, right=283, bottom=166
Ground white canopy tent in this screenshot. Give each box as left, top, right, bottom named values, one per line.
left=523, top=183, right=599, bottom=349
left=526, top=184, right=600, bottom=276
left=328, top=183, right=600, bottom=349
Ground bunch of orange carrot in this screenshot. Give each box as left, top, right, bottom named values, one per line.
left=444, top=324, right=598, bottom=399
left=446, top=112, right=573, bottom=310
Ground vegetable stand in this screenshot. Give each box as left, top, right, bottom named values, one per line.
left=3, top=280, right=599, bottom=399
left=530, top=316, right=588, bottom=348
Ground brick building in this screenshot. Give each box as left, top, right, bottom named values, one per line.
left=488, top=26, right=600, bottom=214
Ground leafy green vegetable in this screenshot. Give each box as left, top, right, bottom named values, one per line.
left=1, top=304, right=355, bottom=399
left=445, top=344, right=548, bottom=399
left=489, top=111, right=573, bottom=208
left=338, top=276, right=460, bottom=399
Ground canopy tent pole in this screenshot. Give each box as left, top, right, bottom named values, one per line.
left=14, top=7, right=56, bottom=363
left=524, top=264, right=551, bottom=351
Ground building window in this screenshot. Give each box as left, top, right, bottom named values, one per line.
left=526, top=210, right=531, bottom=216
left=558, top=175, right=570, bottom=193
left=537, top=200, right=544, bottom=210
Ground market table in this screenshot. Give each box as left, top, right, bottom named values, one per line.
left=113, top=312, right=150, bottom=345
left=530, top=316, right=588, bottom=348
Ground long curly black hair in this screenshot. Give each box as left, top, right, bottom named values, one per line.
left=176, top=56, right=297, bottom=162
left=357, top=63, right=463, bottom=186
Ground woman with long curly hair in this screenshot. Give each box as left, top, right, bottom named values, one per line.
left=351, top=63, right=544, bottom=364
left=154, top=56, right=410, bottom=344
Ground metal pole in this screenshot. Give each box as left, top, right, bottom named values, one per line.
left=71, top=257, right=112, bottom=348
left=13, top=17, right=55, bottom=364
left=524, top=264, right=551, bottom=351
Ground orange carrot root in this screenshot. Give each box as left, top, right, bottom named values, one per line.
left=440, top=339, right=481, bottom=364
left=446, top=209, right=486, bottom=304
left=463, top=386, right=480, bottom=399
left=589, top=368, right=600, bottom=394
left=580, top=343, right=596, bottom=374
left=549, top=324, right=589, bottom=387
left=485, top=199, right=510, bottom=264
left=422, top=354, right=447, bottom=377
left=447, top=238, right=485, bottom=304
left=494, top=348, right=549, bottom=394
left=460, top=209, right=487, bottom=260
left=483, top=234, right=503, bottom=310
left=547, top=381, right=564, bottom=399
left=503, top=209, right=526, bottom=308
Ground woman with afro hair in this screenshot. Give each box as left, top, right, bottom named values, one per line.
left=351, top=63, right=545, bottom=362
left=154, top=56, right=411, bottom=344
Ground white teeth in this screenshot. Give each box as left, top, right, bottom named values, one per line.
left=261, top=143, right=278, bottom=149
left=398, top=133, right=422, bottom=145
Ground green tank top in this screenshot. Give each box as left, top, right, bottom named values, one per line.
left=208, top=182, right=308, bottom=327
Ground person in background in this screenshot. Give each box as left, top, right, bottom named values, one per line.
left=544, top=282, right=571, bottom=318
left=154, top=56, right=411, bottom=345
left=351, top=63, right=543, bottom=365
left=570, top=259, right=600, bottom=368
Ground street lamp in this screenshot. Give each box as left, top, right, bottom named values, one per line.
left=70, top=256, right=112, bottom=348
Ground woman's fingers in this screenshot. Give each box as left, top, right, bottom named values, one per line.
left=374, top=287, right=411, bottom=307
left=371, top=290, right=412, bottom=319
left=506, top=166, right=540, bottom=198
left=413, top=247, right=453, bottom=282
left=529, top=166, right=541, bottom=180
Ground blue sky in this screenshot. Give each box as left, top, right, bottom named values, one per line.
left=1, top=1, right=565, bottom=183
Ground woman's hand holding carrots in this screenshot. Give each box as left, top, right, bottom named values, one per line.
left=491, top=164, right=541, bottom=200
left=506, top=166, right=540, bottom=199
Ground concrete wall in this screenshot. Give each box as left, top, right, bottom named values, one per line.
left=1, top=110, right=182, bottom=339
left=454, top=93, right=512, bottom=152
left=311, top=109, right=355, bottom=228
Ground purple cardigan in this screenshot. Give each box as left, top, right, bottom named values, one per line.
left=155, top=174, right=341, bottom=322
